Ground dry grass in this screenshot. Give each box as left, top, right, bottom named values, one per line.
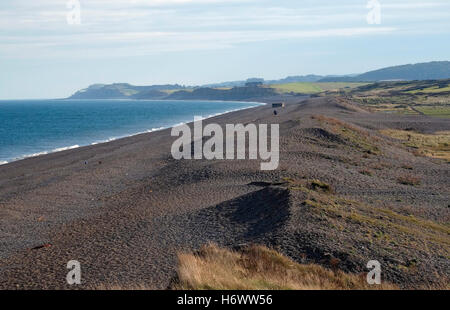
left=397, top=175, right=421, bottom=186
left=312, top=115, right=381, bottom=155
left=380, top=129, right=450, bottom=162
left=174, top=243, right=397, bottom=290
left=309, top=179, right=334, bottom=193
left=301, top=186, right=450, bottom=249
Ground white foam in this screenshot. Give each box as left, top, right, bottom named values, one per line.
left=18, top=145, right=80, bottom=160
left=0, top=160, right=8, bottom=165
left=147, top=126, right=165, bottom=133
left=22, top=151, right=49, bottom=159
left=52, top=145, right=80, bottom=152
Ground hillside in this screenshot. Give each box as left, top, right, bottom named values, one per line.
left=69, top=83, right=279, bottom=101
left=341, top=79, right=450, bottom=122
left=203, top=75, right=326, bottom=88
left=320, top=61, right=450, bottom=82
left=69, top=83, right=186, bottom=99
left=68, top=61, right=450, bottom=100
left=167, top=85, right=278, bottom=100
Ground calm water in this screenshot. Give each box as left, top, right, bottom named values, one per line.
left=0, top=99, right=261, bottom=164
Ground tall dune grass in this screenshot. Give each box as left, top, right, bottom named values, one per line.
left=175, top=244, right=397, bottom=290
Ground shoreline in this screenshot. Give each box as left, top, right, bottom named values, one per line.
left=0, top=96, right=281, bottom=261
left=0, top=95, right=449, bottom=289
left=0, top=99, right=267, bottom=166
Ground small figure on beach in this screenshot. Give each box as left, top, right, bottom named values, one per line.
left=273, top=110, right=278, bottom=116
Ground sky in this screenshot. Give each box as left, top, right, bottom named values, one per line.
left=0, top=0, right=449, bottom=99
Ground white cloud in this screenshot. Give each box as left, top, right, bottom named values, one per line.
left=0, top=27, right=397, bottom=59
left=0, top=0, right=448, bottom=59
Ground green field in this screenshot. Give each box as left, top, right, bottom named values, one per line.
left=344, top=80, right=450, bottom=120
left=407, top=85, right=450, bottom=94
left=161, top=88, right=194, bottom=94
left=268, top=82, right=368, bottom=94
left=415, top=106, right=450, bottom=118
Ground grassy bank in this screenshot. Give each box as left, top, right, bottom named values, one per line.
left=174, top=244, right=397, bottom=290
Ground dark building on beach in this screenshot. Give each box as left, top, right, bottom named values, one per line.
left=272, top=102, right=285, bottom=108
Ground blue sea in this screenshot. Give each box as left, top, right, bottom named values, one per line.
left=0, top=99, right=261, bottom=164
